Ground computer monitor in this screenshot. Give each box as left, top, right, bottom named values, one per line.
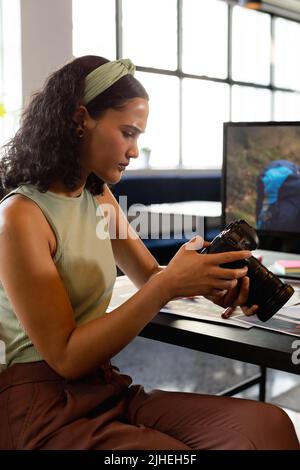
left=222, top=121, right=300, bottom=254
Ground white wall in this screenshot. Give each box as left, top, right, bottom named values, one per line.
left=20, top=0, right=73, bottom=104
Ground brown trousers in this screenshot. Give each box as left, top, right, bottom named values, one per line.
left=0, top=361, right=299, bottom=450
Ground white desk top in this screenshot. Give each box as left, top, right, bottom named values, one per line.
left=142, top=201, right=221, bottom=217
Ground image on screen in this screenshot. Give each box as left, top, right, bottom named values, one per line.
left=223, top=122, right=300, bottom=240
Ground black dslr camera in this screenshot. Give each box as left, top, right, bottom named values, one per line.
left=201, top=219, right=294, bottom=322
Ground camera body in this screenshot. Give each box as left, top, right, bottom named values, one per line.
left=201, top=220, right=294, bottom=322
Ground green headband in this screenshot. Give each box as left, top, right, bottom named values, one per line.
left=83, top=58, right=136, bottom=105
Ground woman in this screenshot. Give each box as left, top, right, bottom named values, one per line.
left=0, top=55, right=298, bottom=450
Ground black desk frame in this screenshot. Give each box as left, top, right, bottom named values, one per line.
left=140, top=313, right=299, bottom=400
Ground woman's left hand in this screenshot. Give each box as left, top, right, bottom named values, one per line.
left=206, top=276, right=259, bottom=316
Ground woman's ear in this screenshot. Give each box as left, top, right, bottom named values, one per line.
left=73, top=105, right=90, bottom=127
left=73, top=105, right=92, bottom=138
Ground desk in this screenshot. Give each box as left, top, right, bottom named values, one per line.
left=139, top=312, right=299, bottom=400
left=138, top=249, right=300, bottom=399
left=254, top=249, right=300, bottom=270
left=140, top=310, right=299, bottom=375
left=110, top=250, right=300, bottom=398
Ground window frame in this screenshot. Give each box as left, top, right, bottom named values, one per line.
left=82, top=0, right=300, bottom=173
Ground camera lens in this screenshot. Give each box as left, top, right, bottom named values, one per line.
left=201, top=219, right=294, bottom=321
left=246, top=257, right=294, bottom=321
left=255, top=284, right=294, bottom=322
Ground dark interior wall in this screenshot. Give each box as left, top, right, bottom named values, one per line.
left=111, top=174, right=221, bottom=207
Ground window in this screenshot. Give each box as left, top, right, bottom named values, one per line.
left=72, top=0, right=300, bottom=170
left=232, top=6, right=271, bottom=85
left=0, top=0, right=22, bottom=147
left=182, top=79, right=229, bottom=168
left=274, top=17, right=300, bottom=91
left=133, top=72, right=180, bottom=169
left=182, top=0, right=228, bottom=78
left=122, top=0, right=177, bottom=70
left=274, top=91, right=300, bottom=121
left=231, top=86, right=272, bottom=122
left=72, top=0, right=116, bottom=59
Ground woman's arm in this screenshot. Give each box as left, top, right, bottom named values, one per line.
left=0, top=196, right=251, bottom=380
left=96, top=185, right=162, bottom=288
left=0, top=196, right=169, bottom=379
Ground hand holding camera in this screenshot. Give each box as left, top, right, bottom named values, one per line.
left=163, top=235, right=252, bottom=301
left=200, top=219, right=294, bottom=322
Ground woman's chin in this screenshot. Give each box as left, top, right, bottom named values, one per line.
left=105, top=171, right=124, bottom=185
left=95, top=168, right=124, bottom=185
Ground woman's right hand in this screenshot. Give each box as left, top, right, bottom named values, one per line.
left=161, top=236, right=251, bottom=300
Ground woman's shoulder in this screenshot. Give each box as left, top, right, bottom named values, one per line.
left=0, top=191, right=52, bottom=237
left=0, top=192, right=57, bottom=258
left=1, top=190, right=38, bottom=215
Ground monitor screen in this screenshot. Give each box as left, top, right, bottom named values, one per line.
left=222, top=121, right=300, bottom=254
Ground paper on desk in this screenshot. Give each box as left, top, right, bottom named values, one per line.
left=160, top=298, right=251, bottom=328
left=235, top=304, right=300, bottom=337
left=234, top=282, right=300, bottom=336
left=108, top=276, right=252, bottom=329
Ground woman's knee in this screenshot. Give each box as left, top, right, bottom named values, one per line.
left=241, top=401, right=300, bottom=449
left=255, top=402, right=291, bottom=431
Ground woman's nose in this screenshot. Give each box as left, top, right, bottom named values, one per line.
left=127, top=143, right=139, bottom=159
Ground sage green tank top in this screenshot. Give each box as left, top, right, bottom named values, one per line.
left=0, top=184, right=117, bottom=369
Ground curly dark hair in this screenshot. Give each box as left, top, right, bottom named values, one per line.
left=0, top=55, right=148, bottom=197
